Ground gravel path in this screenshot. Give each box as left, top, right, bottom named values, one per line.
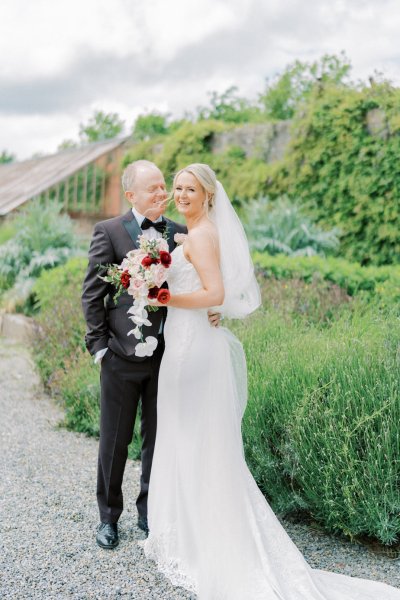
left=0, top=338, right=399, bottom=599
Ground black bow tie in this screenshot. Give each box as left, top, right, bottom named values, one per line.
left=141, top=218, right=166, bottom=234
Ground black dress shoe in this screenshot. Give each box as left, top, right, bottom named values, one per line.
left=137, top=516, right=149, bottom=536
left=96, top=522, right=119, bottom=549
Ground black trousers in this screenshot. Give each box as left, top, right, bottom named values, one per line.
left=97, top=343, right=164, bottom=523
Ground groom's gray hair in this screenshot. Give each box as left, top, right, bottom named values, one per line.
left=122, top=160, right=160, bottom=192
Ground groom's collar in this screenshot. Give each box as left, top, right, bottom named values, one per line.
left=131, top=206, right=163, bottom=226
left=122, top=208, right=173, bottom=250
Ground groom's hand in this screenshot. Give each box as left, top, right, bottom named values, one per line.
left=208, top=310, right=222, bottom=327
left=143, top=197, right=169, bottom=221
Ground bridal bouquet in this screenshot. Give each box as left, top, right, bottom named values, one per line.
left=100, top=236, right=172, bottom=357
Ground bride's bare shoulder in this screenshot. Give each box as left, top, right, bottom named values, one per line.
left=187, top=223, right=218, bottom=245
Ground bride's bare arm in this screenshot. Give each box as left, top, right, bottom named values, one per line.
left=167, top=229, right=224, bottom=310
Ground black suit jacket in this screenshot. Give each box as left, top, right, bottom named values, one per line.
left=82, top=209, right=187, bottom=362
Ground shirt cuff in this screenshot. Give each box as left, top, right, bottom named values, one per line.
left=94, top=348, right=108, bottom=364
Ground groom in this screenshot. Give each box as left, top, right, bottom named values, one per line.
left=82, top=160, right=218, bottom=550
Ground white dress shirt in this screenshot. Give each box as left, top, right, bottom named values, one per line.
left=94, top=208, right=164, bottom=364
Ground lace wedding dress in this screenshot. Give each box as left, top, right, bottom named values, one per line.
left=141, top=244, right=400, bottom=600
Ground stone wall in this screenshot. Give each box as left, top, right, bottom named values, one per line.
left=211, top=121, right=292, bottom=163
left=210, top=108, right=388, bottom=164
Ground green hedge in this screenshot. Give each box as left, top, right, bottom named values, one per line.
left=253, top=252, right=400, bottom=304
left=232, top=308, right=400, bottom=544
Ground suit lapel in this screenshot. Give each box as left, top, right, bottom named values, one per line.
left=122, top=212, right=179, bottom=252
left=164, top=218, right=176, bottom=252
left=122, top=210, right=142, bottom=248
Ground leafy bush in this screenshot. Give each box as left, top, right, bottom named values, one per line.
left=244, top=196, right=340, bottom=256
left=266, top=81, right=400, bottom=265
left=0, top=218, right=16, bottom=244
left=232, top=307, right=400, bottom=544
left=0, top=200, right=79, bottom=309
left=258, top=276, right=350, bottom=326
left=253, top=252, right=400, bottom=304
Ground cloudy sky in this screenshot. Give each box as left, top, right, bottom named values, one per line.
left=1, top=0, right=399, bottom=160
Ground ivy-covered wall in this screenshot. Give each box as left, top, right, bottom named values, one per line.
left=268, top=84, right=400, bottom=265
left=123, top=82, right=400, bottom=266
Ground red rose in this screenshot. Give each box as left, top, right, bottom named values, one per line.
left=120, top=270, right=130, bottom=289
left=159, top=251, right=172, bottom=267
left=147, top=286, right=160, bottom=300
left=157, top=289, right=170, bottom=304
left=142, top=255, right=160, bottom=268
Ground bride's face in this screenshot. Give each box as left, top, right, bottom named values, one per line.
left=174, top=172, right=207, bottom=218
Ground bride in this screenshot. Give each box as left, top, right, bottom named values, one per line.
left=141, top=163, right=400, bottom=599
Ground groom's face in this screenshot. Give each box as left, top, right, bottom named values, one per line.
left=125, top=166, right=168, bottom=221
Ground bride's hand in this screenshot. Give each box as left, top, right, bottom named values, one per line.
left=147, top=299, right=164, bottom=308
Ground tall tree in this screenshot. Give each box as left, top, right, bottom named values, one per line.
left=132, top=113, right=169, bottom=141
left=261, top=52, right=351, bottom=120
left=0, top=150, right=15, bottom=164
left=79, top=111, right=125, bottom=144
left=197, top=86, right=262, bottom=123
left=57, top=139, right=79, bottom=151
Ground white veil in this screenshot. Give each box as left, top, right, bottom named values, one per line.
left=209, top=181, right=261, bottom=319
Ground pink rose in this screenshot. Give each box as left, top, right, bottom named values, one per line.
left=157, top=238, right=169, bottom=252
left=152, top=263, right=167, bottom=288
left=129, top=277, right=147, bottom=296
left=132, top=251, right=147, bottom=265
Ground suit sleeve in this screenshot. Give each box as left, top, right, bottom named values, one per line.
left=81, top=222, right=116, bottom=356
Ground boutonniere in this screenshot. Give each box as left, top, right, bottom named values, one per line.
left=174, top=233, right=187, bottom=245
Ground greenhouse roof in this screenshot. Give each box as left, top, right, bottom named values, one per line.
left=0, top=137, right=128, bottom=216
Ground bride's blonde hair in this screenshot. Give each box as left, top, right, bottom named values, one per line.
left=173, top=163, right=217, bottom=208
